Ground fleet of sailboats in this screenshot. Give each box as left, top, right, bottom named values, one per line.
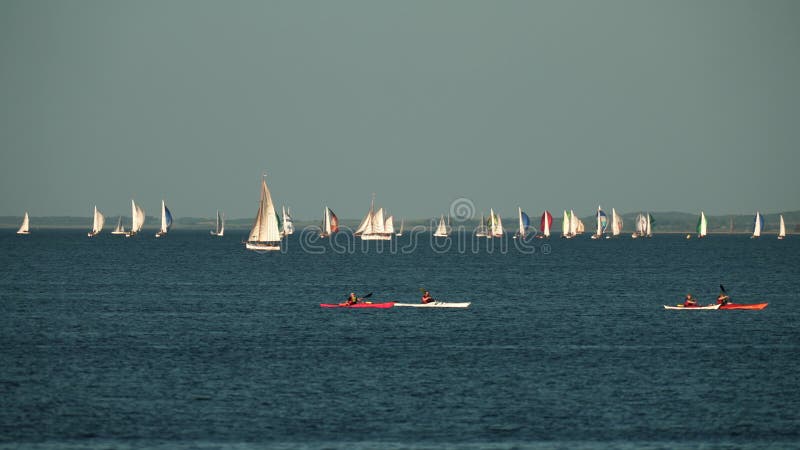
left=245, top=176, right=282, bottom=251
left=210, top=210, right=224, bottom=236
left=88, top=206, right=105, bottom=237
left=16, top=212, right=30, bottom=235
left=631, top=212, right=653, bottom=239
left=155, top=200, right=173, bottom=238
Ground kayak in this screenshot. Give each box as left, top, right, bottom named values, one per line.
left=393, top=302, right=471, bottom=308
left=320, top=302, right=395, bottom=309
left=719, top=303, right=768, bottom=310
left=664, top=304, right=721, bottom=310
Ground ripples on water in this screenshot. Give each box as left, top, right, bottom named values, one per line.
left=1, top=230, right=798, bottom=449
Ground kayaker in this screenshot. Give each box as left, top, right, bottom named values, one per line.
left=421, top=290, right=434, bottom=304
left=684, top=294, right=697, bottom=307
left=345, top=293, right=360, bottom=305
left=716, top=292, right=730, bottom=305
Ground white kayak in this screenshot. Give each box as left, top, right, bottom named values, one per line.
left=394, top=302, right=471, bottom=308
left=663, top=304, right=721, bottom=310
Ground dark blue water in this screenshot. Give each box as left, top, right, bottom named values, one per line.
left=1, top=230, right=799, bottom=449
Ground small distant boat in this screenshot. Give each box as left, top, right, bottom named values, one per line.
left=664, top=304, right=721, bottom=310
left=751, top=211, right=763, bottom=239
left=476, top=213, right=488, bottom=238
left=87, top=206, right=105, bottom=237
left=125, top=200, right=145, bottom=237
left=513, top=207, right=530, bottom=239
left=210, top=210, right=224, bottom=237
left=245, top=175, right=282, bottom=251
left=320, top=206, right=339, bottom=238
left=394, top=302, right=471, bottom=308
left=281, top=205, right=295, bottom=237
left=696, top=211, right=707, bottom=238
left=778, top=214, right=786, bottom=240
left=592, top=206, right=608, bottom=239
left=16, top=212, right=30, bottom=235
left=396, top=219, right=404, bottom=237
left=537, top=210, right=553, bottom=239
left=155, top=200, right=173, bottom=238
left=354, top=194, right=393, bottom=240
left=488, top=209, right=504, bottom=238
left=433, top=214, right=450, bottom=238
left=111, top=216, right=127, bottom=235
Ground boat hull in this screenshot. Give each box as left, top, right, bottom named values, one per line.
left=320, top=302, right=395, bottom=309
left=664, top=304, right=721, bottom=310
left=246, top=242, right=280, bottom=251
left=394, top=302, right=471, bottom=308
left=719, top=303, right=768, bottom=310
left=357, top=234, right=392, bottom=241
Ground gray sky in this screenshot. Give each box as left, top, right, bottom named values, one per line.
left=1, top=0, right=798, bottom=220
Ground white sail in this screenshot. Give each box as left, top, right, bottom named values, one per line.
left=476, top=214, right=488, bottom=237
left=646, top=213, right=653, bottom=237
left=698, top=211, right=707, bottom=237
left=16, top=212, right=30, bottom=235
left=396, top=219, right=404, bottom=236
left=323, top=207, right=331, bottom=235
left=372, top=208, right=386, bottom=234
left=542, top=212, right=551, bottom=238
left=561, top=210, right=570, bottom=237
left=246, top=176, right=281, bottom=250
left=610, top=208, right=622, bottom=236
left=128, top=200, right=145, bottom=235
left=433, top=214, right=448, bottom=237
left=489, top=209, right=504, bottom=237
left=112, top=216, right=126, bottom=235
left=778, top=215, right=785, bottom=239
left=211, top=210, right=224, bottom=236
left=752, top=211, right=763, bottom=238
left=282, top=206, right=294, bottom=236
left=595, top=206, right=604, bottom=237
left=569, top=209, right=578, bottom=236
left=384, top=215, right=395, bottom=234
left=88, top=206, right=105, bottom=236
left=355, top=209, right=372, bottom=235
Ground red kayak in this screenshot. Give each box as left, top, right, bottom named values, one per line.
left=719, top=303, right=768, bottom=310
left=320, top=302, right=395, bottom=309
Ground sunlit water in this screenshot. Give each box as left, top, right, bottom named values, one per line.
left=1, top=230, right=799, bottom=449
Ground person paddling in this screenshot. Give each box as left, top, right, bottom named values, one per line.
left=421, top=290, right=435, bottom=304
left=345, top=292, right=360, bottom=306
left=684, top=293, right=697, bottom=307
left=716, top=292, right=730, bottom=305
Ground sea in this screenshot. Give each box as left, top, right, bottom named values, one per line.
left=1, top=229, right=799, bottom=449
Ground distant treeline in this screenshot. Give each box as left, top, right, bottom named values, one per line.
left=2, top=211, right=798, bottom=233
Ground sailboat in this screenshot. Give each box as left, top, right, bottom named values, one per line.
left=16, top=212, right=30, bottom=235
left=354, top=194, right=393, bottom=240
left=245, top=175, right=282, bottom=251
left=210, top=210, right=224, bottom=237
left=320, top=206, right=339, bottom=238
left=632, top=212, right=647, bottom=239
left=281, top=206, right=295, bottom=237
left=606, top=208, right=622, bottom=238
left=476, top=213, right=488, bottom=237
left=126, top=200, right=145, bottom=237
left=751, top=211, right=763, bottom=239
left=111, top=216, right=127, bottom=235
left=87, top=206, right=105, bottom=237
left=513, top=207, right=530, bottom=239
left=155, top=200, right=173, bottom=238
left=591, top=206, right=608, bottom=239
left=396, top=219, right=404, bottom=237
left=537, top=210, right=553, bottom=239
left=433, top=214, right=449, bottom=237
left=561, top=210, right=571, bottom=238
left=488, top=209, right=504, bottom=238
left=696, top=211, right=708, bottom=238
left=778, top=214, right=786, bottom=240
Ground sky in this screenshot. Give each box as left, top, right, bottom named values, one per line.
left=1, top=0, right=798, bottom=220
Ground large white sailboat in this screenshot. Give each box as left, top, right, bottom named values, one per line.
left=125, top=200, right=145, bottom=237
left=320, top=206, right=339, bottom=238
left=111, top=216, right=127, bottom=235
left=210, top=210, right=224, bottom=237
left=433, top=214, right=449, bottom=238
left=16, top=212, right=30, bottom=235
left=281, top=206, right=295, bottom=237
left=87, top=206, right=105, bottom=237
left=751, top=211, right=764, bottom=239
left=155, top=200, right=173, bottom=238
left=778, top=214, right=786, bottom=240
left=245, top=175, right=282, bottom=251
left=354, top=194, right=393, bottom=241
left=514, top=207, right=530, bottom=239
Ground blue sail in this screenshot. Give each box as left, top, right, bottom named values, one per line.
left=598, top=210, right=608, bottom=232
left=165, top=206, right=173, bottom=230
left=521, top=211, right=530, bottom=230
